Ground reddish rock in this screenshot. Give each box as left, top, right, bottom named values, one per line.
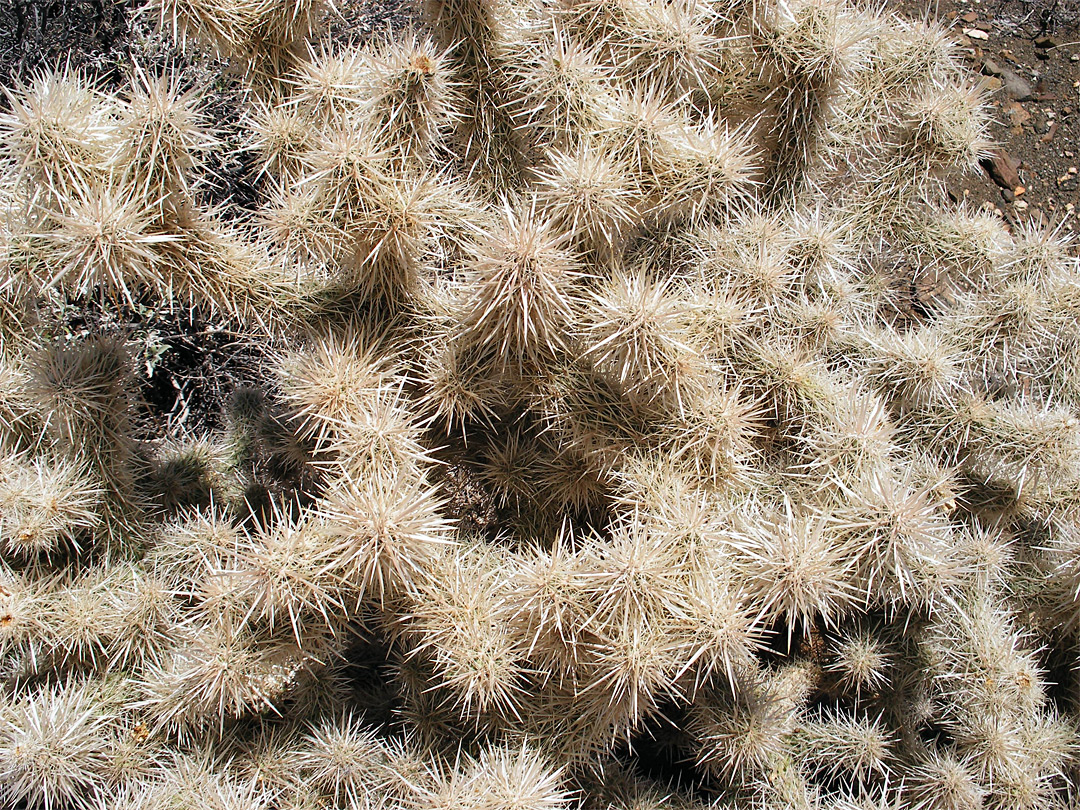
left=981, top=148, right=1023, bottom=190
left=1005, top=101, right=1032, bottom=129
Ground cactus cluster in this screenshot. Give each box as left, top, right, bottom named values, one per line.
left=1, top=0, right=1079, bottom=807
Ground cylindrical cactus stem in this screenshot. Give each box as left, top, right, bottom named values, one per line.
left=756, top=0, right=868, bottom=202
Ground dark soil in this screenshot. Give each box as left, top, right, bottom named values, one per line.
left=57, top=295, right=272, bottom=434
left=0, top=0, right=134, bottom=87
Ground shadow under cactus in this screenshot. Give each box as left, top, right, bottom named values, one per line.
left=0, top=0, right=134, bottom=88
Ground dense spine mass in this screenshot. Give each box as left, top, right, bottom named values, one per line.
left=0, top=0, right=1078, bottom=808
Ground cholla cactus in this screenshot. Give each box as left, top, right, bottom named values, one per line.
left=1, top=0, right=1079, bottom=806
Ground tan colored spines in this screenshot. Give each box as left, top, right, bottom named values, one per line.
left=145, top=0, right=326, bottom=81
left=0, top=455, right=103, bottom=558
left=657, top=381, right=764, bottom=491
left=508, top=28, right=613, bottom=151
left=289, top=45, right=372, bottom=126
left=0, top=67, right=117, bottom=211
left=361, top=35, right=463, bottom=165
left=474, top=422, right=547, bottom=516
left=688, top=667, right=801, bottom=784
left=421, top=743, right=571, bottom=810
left=794, top=710, right=894, bottom=788
left=403, top=541, right=531, bottom=726
left=863, top=323, right=968, bottom=413
left=40, top=177, right=172, bottom=305
left=104, top=563, right=180, bottom=671
left=905, top=746, right=987, bottom=810
left=147, top=0, right=255, bottom=60
left=0, top=210, right=42, bottom=359
left=149, top=438, right=229, bottom=514
left=744, top=335, right=840, bottom=426
left=632, top=1, right=728, bottom=94
left=274, top=323, right=400, bottom=453
left=112, top=67, right=220, bottom=217
left=246, top=0, right=327, bottom=78
left=287, top=115, right=475, bottom=304
left=754, top=0, right=871, bottom=200
left=725, top=496, right=860, bottom=632
left=593, top=81, right=685, bottom=208
left=340, top=169, right=474, bottom=305
left=531, top=434, right=617, bottom=519
left=956, top=400, right=1080, bottom=516
left=460, top=73, right=532, bottom=192
left=679, top=565, right=764, bottom=689
left=920, top=597, right=1072, bottom=809
left=652, top=116, right=759, bottom=226
left=0, top=678, right=116, bottom=810
left=503, top=535, right=593, bottom=678
left=876, top=15, right=963, bottom=92
left=534, top=143, right=643, bottom=261
left=834, top=465, right=962, bottom=612
left=33, top=565, right=144, bottom=672
left=527, top=355, right=645, bottom=463
left=0, top=562, right=51, bottom=669
left=224, top=512, right=345, bottom=644
left=316, top=467, right=457, bottom=607
left=25, top=336, right=135, bottom=470
left=792, top=385, right=894, bottom=488
left=257, top=179, right=339, bottom=272
left=244, top=94, right=314, bottom=184
left=416, top=328, right=506, bottom=435
left=553, top=0, right=637, bottom=49
left=155, top=209, right=303, bottom=329
left=108, top=750, right=280, bottom=810
left=834, top=14, right=959, bottom=160
left=24, top=336, right=146, bottom=547
left=136, top=612, right=327, bottom=740
left=456, top=200, right=586, bottom=376
left=1, top=0, right=1076, bottom=802
left=423, top=0, right=529, bottom=189
left=891, top=79, right=993, bottom=196
left=294, top=711, right=401, bottom=807
left=579, top=264, right=704, bottom=414
left=0, top=67, right=292, bottom=318
left=826, top=625, right=892, bottom=699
